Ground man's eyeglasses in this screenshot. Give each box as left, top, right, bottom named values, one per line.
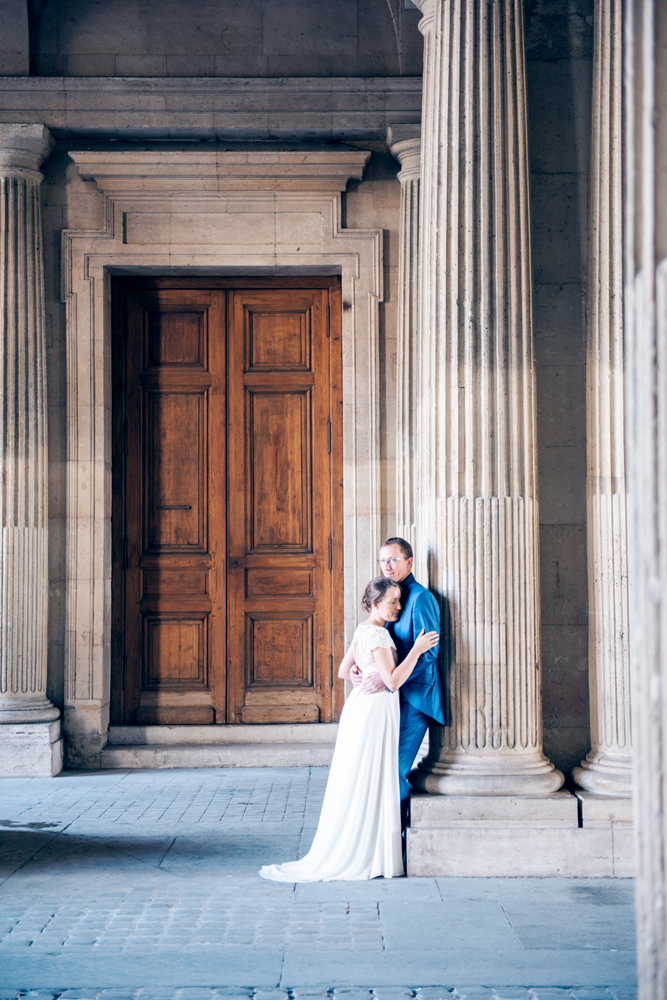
left=378, top=557, right=405, bottom=567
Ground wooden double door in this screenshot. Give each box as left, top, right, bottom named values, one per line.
left=111, top=278, right=343, bottom=726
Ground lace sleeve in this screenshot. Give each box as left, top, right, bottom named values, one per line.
left=368, top=627, right=396, bottom=650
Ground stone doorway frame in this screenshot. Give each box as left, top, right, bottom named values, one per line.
left=61, top=148, right=382, bottom=767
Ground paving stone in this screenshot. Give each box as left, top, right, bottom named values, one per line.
left=330, top=993, right=372, bottom=1000
left=414, top=993, right=455, bottom=1000
left=453, top=992, right=495, bottom=999
left=372, top=993, right=415, bottom=1000
left=56, top=993, right=100, bottom=999
left=570, top=992, right=614, bottom=1000
left=530, top=994, right=578, bottom=1000
left=491, top=992, right=532, bottom=999
left=290, top=993, right=331, bottom=1000
left=95, top=992, right=136, bottom=1000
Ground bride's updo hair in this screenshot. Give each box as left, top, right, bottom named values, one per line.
left=361, top=576, right=400, bottom=611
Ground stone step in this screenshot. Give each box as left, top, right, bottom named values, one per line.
left=107, top=723, right=338, bottom=745
left=101, top=741, right=335, bottom=770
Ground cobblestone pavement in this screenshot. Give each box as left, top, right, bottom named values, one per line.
left=0, top=988, right=638, bottom=999
left=0, top=769, right=637, bottom=996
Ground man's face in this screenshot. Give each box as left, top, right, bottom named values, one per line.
left=378, top=543, right=413, bottom=583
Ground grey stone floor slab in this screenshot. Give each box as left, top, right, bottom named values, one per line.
left=0, top=768, right=637, bottom=994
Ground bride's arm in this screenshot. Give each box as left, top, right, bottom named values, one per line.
left=337, top=642, right=357, bottom=680
left=372, top=630, right=440, bottom=692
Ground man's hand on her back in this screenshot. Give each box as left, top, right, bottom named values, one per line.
left=361, top=672, right=387, bottom=695
left=350, top=663, right=363, bottom=687
left=350, top=664, right=386, bottom=694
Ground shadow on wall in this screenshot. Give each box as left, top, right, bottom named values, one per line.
left=426, top=548, right=453, bottom=733
left=526, top=0, right=593, bottom=777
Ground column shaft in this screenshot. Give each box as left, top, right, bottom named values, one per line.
left=573, top=0, right=632, bottom=797
left=0, top=124, right=60, bottom=777
left=411, top=0, right=562, bottom=794
left=624, top=0, right=667, bottom=993
left=388, top=126, right=421, bottom=547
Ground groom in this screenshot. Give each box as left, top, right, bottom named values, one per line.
left=351, top=537, right=445, bottom=826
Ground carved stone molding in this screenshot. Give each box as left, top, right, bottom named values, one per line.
left=0, top=76, right=421, bottom=142
left=410, top=0, right=563, bottom=795
left=61, top=148, right=383, bottom=766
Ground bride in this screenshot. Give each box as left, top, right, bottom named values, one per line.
left=259, top=576, right=439, bottom=882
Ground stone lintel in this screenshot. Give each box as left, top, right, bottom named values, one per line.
left=69, top=148, right=371, bottom=196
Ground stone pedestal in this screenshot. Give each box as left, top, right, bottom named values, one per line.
left=388, top=124, right=421, bottom=547
left=0, top=123, right=61, bottom=776
left=407, top=790, right=632, bottom=877
left=411, top=0, right=562, bottom=796
left=573, top=0, right=632, bottom=799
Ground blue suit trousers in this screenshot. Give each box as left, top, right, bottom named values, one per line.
left=398, top=698, right=432, bottom=801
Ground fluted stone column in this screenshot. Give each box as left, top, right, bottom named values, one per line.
left=573, top=0, right=632, bottom=798
left=0, top=123, right=61, bottom=777
left=411, top=0, right=563, bottom=795
left=624, top=0, right=667, bottom=992
left=388, top=125, right=421, bottom=548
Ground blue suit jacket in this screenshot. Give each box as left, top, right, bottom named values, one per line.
left=387, top=573, right=445, bottom=725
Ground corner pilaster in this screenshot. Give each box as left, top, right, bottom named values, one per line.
left=0, top=123, right=62, bottom=777
left=388, top=125, right=421, bottom=550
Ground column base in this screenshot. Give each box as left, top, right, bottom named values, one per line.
left=573, top=750, right=632, bottom=797
left=406, top=789, right=633, bottom=876
left=0, top=719, right=63, bottom=777
left=410, top=752, right=565, bottom=796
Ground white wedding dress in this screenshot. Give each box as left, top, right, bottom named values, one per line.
left=259, top=623, right=404, bottom=882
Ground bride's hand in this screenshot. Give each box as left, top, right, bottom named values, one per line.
left=413, top=628, right=440, bottom=654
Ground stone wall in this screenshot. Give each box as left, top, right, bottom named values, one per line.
left=30, top=0, right=424, bottom=78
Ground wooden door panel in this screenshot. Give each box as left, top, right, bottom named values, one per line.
left=247, top=309, right=311, bottom=370
left=121, top=288, right=225, bottom=725
left=247, top=614, right=313, bottom=685
left=245, top=568, right=313, bottom=597
left=144, top=617, right=207, bottom=685
left=147, top=308, right=206, bottom=367
left=248, top=389, right=311, bottom=550
left=146, top=391, right=206, bottom=550
left=227, top=287, right=334, bottom=724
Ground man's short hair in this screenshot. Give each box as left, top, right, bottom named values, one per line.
left=382, top=536, right=413, bottom=559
